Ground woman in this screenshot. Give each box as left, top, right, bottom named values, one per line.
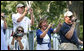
left=9, top=26, right=29, bottom=50
left=36, top=19, right=62, bottom=50
left=1, top=13, right=8, bottom=50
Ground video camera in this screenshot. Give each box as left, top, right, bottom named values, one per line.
left=69, top=16, right=77, bottom=22
left=13, top=33, right=23, bottom=38
left=71, top=18, right=77, bottom=22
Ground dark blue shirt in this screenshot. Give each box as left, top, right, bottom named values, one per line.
left=36, top=28, right=54, bottom=44
left=59, top=22, right=79, bottom=45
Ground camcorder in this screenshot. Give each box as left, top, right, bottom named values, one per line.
left=71, top=18, right=77, bottom=22
left=69, top=16, right=77, bottom=22
left=13, top=32, right=23, bottom=38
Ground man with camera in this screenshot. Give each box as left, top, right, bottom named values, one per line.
left=9, top=26, right=29, bottom=50
left=59, top=11, right=83, bottom=50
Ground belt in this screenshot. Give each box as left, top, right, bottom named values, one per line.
left=38, top=42, right=50, bottom=45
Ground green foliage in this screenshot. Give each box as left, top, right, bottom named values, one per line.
left=1, top=1, right=83, bottom=50
left=32, top=1, right=67, bottom=29
left=1, top=1, right=26, bottom=28
left=1, top=1, right=67, bottom=28
left=79, top=25, right=83, bottom=40
left=1, top=1, right=83, bottom=40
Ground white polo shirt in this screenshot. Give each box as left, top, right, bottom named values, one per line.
left=8, top=36, right=29, bottom=50
left=12, top=13, right=31, bottom=33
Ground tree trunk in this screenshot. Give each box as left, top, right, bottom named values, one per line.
left=67, top=1, right=83, bottom=36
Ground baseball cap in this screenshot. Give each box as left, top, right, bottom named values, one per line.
left=16, top=3, right=25, bottom=8
left=64, top=11, right=73, bottom=17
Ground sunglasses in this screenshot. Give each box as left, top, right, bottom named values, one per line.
left=17, top=30, right=23, bottom=32
left=68, top=16, right=73, bottom=20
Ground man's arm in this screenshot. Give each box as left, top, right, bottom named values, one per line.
left=17, top=7, right=28, bottom=22
left=29, top=8, right=34, bottom=26
left=53, top=22, right=62, bottom=33
left=65, top=22, right=76, bottom=39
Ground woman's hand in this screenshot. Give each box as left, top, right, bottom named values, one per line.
left=47, top=23, right=52, bottom=29
left=16, top=37, right=21, bottom=42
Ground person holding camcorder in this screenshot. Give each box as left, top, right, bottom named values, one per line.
left=9, top=26, right=29, bottom=50
left=59, top=11, right=83, bottom=50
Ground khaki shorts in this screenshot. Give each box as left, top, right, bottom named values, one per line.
left=60, top=43, right=78, bottom=50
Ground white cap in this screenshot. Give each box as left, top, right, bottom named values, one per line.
left=16, top=3, right=25, bottom=8
left=64, top=11, right=73, bottom=17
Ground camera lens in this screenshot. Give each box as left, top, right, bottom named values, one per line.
left=71, top=19, right=77, bottom=22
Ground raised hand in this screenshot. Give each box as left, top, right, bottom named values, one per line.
left=29, top=8, right=33, bottom=14
left=48, top=23, right=53, bottom=29
left=24, top=7, right=28, bottom=12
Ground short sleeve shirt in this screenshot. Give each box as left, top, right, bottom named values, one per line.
left=36, top=28, right=54, bottom=44
left=12, top=13, right=31, bottom=33
left=59, top=22, right=79, bottom=45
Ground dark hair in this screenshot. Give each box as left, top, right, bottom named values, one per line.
left=38, top=19, right=47, bottom=28
left=16, top=26, right=24, bottom=33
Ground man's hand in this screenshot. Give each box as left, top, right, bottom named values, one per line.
left=78, top=38, right=83, bottom=45
left=80, top=41, right=83, bottom=45
left=72, top=17, right=77, bottom=26
left=58, top=21, right=62, bottom=27
left=24, top=7, right=28, bottom=13
left=29, top=8, right=33, bottom=14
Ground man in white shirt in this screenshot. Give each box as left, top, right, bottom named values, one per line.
left=12, top=3, right=34, bottom=33
left=12, top=3, right=34, bottom=50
